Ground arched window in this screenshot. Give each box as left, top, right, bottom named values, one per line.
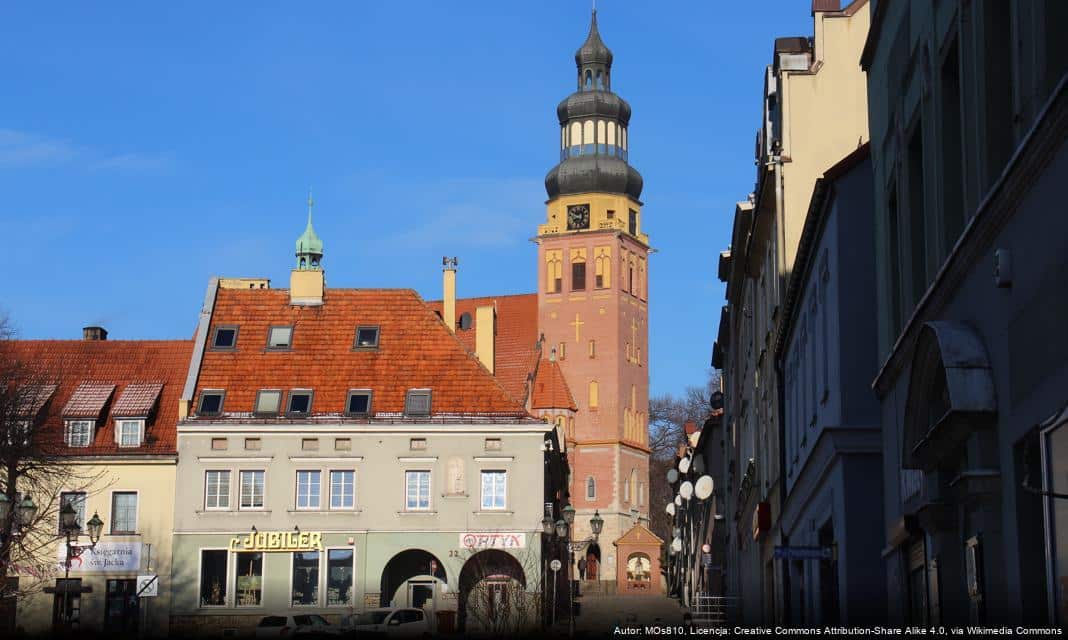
left=596, top=71, right=604, bottom=89
left=596, top=120, right=606, bottom=154
left=571, top=248, right=587, bottom=291
left=607, top=122, right=617, bottom=156
left=589, top=380, right=599, bottom=408
left=583, top=120, right=595, bottom=155
left=584, top=70, right=593, bottom=89
left=623, top=476, right=630, bottom=502
left=594, top=246, right=612, bottom=288
left=586, top=476, right=596, bottom=500
left=569, top=121, right=582, bottom=157
left=545, top=250, right=563, bottom=293
left=629, top=469, right=638, bottom=505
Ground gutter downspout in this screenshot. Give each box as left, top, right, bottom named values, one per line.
left=180, top=277, right=220, bottom=419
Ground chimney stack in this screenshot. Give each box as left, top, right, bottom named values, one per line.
left=475, top=305, right=496, bottom=374
left=82, top=326, right=108, bottom=341
left=442, top=257, right=458, bottom=333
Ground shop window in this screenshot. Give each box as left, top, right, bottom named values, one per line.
left=199, top=549, right=228, bottom=606
left=235, top=552, right=263, bottom=606
left=327, top=549, right=355, bottom=606
left=291, top=551, right=320, bottom=606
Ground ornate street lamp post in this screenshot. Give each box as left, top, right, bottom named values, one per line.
left=559, top=505, right=603, bottom=637
left=0, top=493, right=39, bottom=591
left=541, top=513, right=556, bottom=628
left=58, top=501, right=103, bottom=629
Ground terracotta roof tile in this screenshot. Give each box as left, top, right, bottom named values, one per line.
left=192, top=288, right=530, bottom=419
left=530, top=358, right=577, bottom=411
left=61, top=383, right=115, bottom=418
left=16, top=384, right=58, bottom=417
left=1, top=340, right=194, bottom=455
left=112, top=382, right=164, bottom=417
left=427, top=293, right=540, bottom=404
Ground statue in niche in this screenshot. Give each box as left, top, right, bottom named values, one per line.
left=447, top=456, right=465, bottom=495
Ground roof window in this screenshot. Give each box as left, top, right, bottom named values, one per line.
left=266, top=326, right=293, bottom=350
left=346, top=390, right=372, bottom=416
left=254, top=390, right=282, bottom=415
left=287, top=390, right=313, bottom=416
left=354, top=326, right=380, bottom=349
left=198, top=391, right=225, bottom=416
left=212, top=326, right=238, bottom=350
left=405, top=389, right=432, bottom=417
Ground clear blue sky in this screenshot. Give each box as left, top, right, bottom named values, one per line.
left=1, top=1, right=813, bottom=397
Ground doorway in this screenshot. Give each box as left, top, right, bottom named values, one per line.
left=52, top=579, right=82, bottom=631
left=105, top=579, right=140, bottom=633
left=585, top=544, right=601, bottom=581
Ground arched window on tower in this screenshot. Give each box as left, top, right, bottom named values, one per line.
left=596, top=120, right=606, bottom=155
left=571, top=248, right=587, bottom=291
left=546, top=250, right=563, bottom=293
left=594, top=246, right=612, bottom=289
left=586, top=476, right=596, bottom=500
left=589, top=380, right=599, bottom=409
left=584, top=70, right=593, bottom=90
left=583, top=120, right=595, bottom=155
left=596, top=71, right=604, bottom=90
left=570, top=121, right=582, bottom=157
left=629, top=469, right=638, bottom=506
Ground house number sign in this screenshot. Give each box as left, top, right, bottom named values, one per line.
left=229, top=531, right=324, bottom=552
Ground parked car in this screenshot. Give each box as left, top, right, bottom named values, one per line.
left=340, top=608, right=430, bottom=637
left=255, top=614, right=341, bottom=638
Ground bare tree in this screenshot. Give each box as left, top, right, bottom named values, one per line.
left=456, top=544, right=545, bottom=635
left=0, top=314, right=106, bottom=603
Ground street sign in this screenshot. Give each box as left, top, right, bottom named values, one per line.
left=136, top=574, right=158, bottom=597
left=773, top=546, right=833, bottom=560
left=550, top=559, right=562, bottom=572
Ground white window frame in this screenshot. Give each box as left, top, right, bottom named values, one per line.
left=404, top=389, right=432, bottom=417
left=480, top=470, right=507, bottom=510
left=329, top=470, right=356, bottom=510
left=239, top=470, right=266, bottom=510
left=289, top=549, right=322, bottom=607
left=405, top=470, right=431, bottom=511
left=254, top=389, right=282, bottom=416
left=205, top=470, right=232, bottom=510
left=109, top=490, right=139, bottom=534
left=115, top=419, right=144, bottom=448
left=295, top=470, right=321, bottom=510
left=197, top=547, right=231, bottom=608
left=65, top=420, right=94, bottom=448
left=267, top=325, right=293, bottom=350
left=325, top=547, right=357, bottom=607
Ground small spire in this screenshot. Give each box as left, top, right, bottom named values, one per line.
left=306, top=188, right=315, bottom=225
left=295, top=189, right=324, bottom=270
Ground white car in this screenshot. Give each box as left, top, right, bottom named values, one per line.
left=341, top=608, right=430, bottom=637
left=255, top=614, right=341, bottom=637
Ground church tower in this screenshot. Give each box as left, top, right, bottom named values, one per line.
left=538, top=10, right=650, bottom=580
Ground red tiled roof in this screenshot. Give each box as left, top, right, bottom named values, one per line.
left=192, top=288, right=530, bottom=419
left=15, top=384, right=57, bottom=417
left=1, top=340, right=193, bottom=455
left=530, top=358, right=577, bottom=411
left=426, top=293, right=540, bottom=404
left=112, top=382, right=164, bottom=417
left=62, top=383, right=115, bottom=418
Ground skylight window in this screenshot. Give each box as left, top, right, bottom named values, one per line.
left=267, top=326, right=293, bottom=350
left=254, top=390, right=282, bottom=415
left=354, top=326, right=380, bottom=349
left=287, top=390, right=313, bottom=416
left=405, top=389, right=432, bottom=417
left=345, top=390, right=372, bottom=416
left=198, top=391, right=225, bottom=416
left=211, top=326, right=238, bottom=350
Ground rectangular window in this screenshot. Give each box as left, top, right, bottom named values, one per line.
left=558, top=342, right=566, bottom=360
left=334, top=438, right=351, bottom=451
left=234, top=552, right=263, bottom=606
left=287, top=390, right=313, bottom=416
left=907, top=125, right=928, bottom=305
left=628, top=209, right=638, bottom=235
left=405, top=470, right=431, bottom=511
left=354, top=326, right=380, bottom=349
left=205, top=470, right=231, bottom=509
left=410, top=438, right=427, bottom=451
left=301, top=438, right=319, bottom=451
left=572, top=261, right=586, bottom=291
left=326, top=549, right=354, bottom=606
left=346, top=390, right=372, bottom=416
left=589, top=340, right=596, bottom=358
left=480, top=470, right=507, bottom=510
left=266, top=325, right=293, bottom=349
left=59, top=492, right=86, bottom=533
left=116, top=420, right=142, bottom=447
left=211, top=326, right=238, bottom=350
left=405, top=390, right=431, bottom=416
left=940, top=38, right=965, bottom=253
left=291, top=551, right=320, bottom=606
left=296, top=470, right=321, bottom=509
left=110, top=492, right=137, bottom=534
left=245, top=438, right=261, bottom=450
left=211, top=437, right=228, bottom=450
left=330, top=470, right=355, bottom=509
left=199, top=391, right=225, bottom=416
left=887, top=186, right=904, bottom=339
left=484, top=438, right=502, bottom=451
left=254, top=390, right=282, bottom=415
left=65, top=420, right=93, bottom=447
left=199, top=549, right=228, bottom=606
left=239, top=470, right=265, bottom=509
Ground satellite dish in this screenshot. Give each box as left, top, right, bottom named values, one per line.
left=680, top=481, right=694, bottom=500
left=674, top=495, right=682, bottom=506
left=458, top=312, right=473, bottom=330
left=695, top=475, right=714, bottom=501
left=679, top=457, right=691, bottom=474
left=671, top=537, right=682, bottom=553
left=667, top=469, right=679, bottom=484
left=666, top=503, right=675, bottom=516
left=693, top=457, right=705, bottom=474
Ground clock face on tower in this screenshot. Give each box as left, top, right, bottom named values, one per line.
left=567, top=204, right=591, bottom=230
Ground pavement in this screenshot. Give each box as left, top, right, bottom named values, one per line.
left=562, top=592, right=688, bottom=636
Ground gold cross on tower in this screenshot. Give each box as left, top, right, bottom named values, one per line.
left=630, top=317, right=640, bottom=362
left=569, top=313, right=585, bottom=342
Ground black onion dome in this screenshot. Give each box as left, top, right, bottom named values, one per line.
left=545, top=155, right=643, bottom=201
left=575, top=11, right=613, bottom=67
left=557, top=90, right=632, bottom=125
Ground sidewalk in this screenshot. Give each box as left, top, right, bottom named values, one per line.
left=568, top=593, right=688, bottom=635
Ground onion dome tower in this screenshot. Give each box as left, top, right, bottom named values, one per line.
left=295, top=191, right=323, bottom=270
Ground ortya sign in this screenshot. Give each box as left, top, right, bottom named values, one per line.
left=229, top=530, right=324, bottom=552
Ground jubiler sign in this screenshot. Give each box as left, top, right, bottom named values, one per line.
left=229, top=531, right=324, bottom=552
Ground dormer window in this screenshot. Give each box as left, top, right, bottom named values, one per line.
left=115, top=419, right=144, bottom=448
left=254, top=390, right=282, bottom=416
left=266, top=326, right=293, bottom=350
left=65, top=420, right=94, bottom=448
left=212, top=326, right=238, bottom=350
left=405, top=389, right=432, bottom=417
left=354, top=326, right=380, bottom=349
left=287, top=390, right=313, bottom=416
left=198, top=391, right=225, bottom=416
left=345, top=390, right=372, bottom=416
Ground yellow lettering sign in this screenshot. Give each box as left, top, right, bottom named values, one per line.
left=227, top=531, right=326, bottom=553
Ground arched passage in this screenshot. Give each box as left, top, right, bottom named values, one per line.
left=458, top=549, right=528, bottom=632
left=379, top=549, right=448, bottom=609
left=585, top=542, right=602, bottom=581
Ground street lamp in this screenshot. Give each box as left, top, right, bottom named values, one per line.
left=559, top=508, right=602, bottom=637
left=59, top=503, right=104, bottom=630
left=17, top=495, right=38, bottom=527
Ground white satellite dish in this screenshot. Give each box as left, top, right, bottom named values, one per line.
left=667, top=469, right=679, bottom=484
left=674, top=495, right=682, bottom=506
left=666, top=502, right=675, bottom=516
left=695, top=475, right=714, bottom=501
left=680, top=481, right=694, bottom=500
left=671, top=537, right=682, bottom=553
left=679, top=457, right=691, bottom=474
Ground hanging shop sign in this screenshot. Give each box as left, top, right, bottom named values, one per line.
left=459, top=532, right=526, bottom=549
left=56, top=542, right=142, bottom=573
left=229, top=530, right=324, bottom=552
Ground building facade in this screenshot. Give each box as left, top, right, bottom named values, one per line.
left=861, top=0, right=1068, bottom=626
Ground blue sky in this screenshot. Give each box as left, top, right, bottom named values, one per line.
left=1, top=1, right=813, bottom=396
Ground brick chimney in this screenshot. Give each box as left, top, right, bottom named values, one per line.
left=83, top=326, right=108, bottom=341
left=442, top=257, right=458, bottom=333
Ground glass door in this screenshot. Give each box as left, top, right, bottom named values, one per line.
left=105, top=579, right=140, bottom=633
